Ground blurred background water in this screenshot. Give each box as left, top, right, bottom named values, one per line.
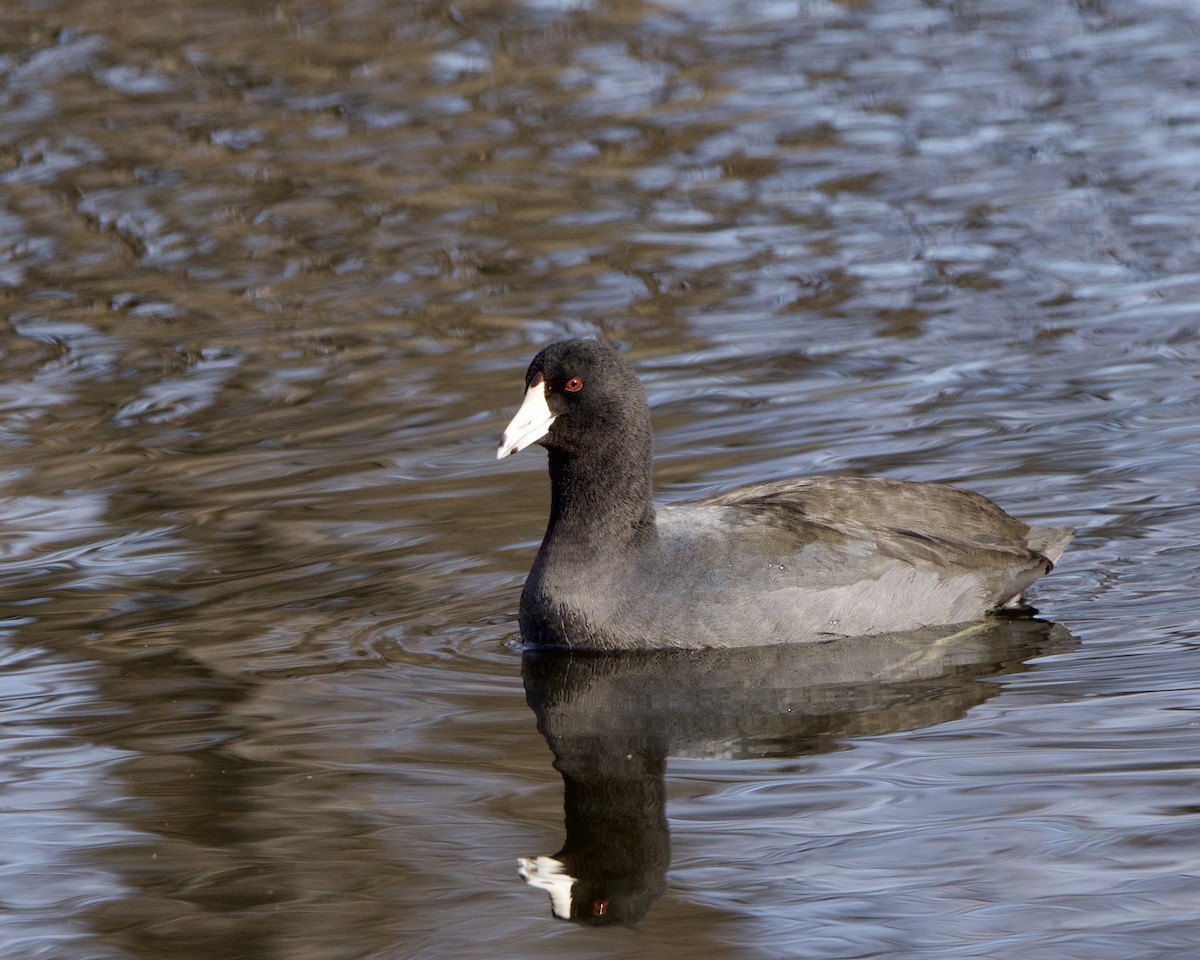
left=1, top=0, right=1198, bottom=957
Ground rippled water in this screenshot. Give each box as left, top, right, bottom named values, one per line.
left=2, top=0, right=1199, bottom=957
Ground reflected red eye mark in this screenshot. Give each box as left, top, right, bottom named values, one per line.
left=565, top=377, right=584, bottom=392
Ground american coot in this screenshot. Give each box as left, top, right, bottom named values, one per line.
left=498, top=339, right=1071, bottom=650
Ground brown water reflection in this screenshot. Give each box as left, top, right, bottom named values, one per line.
left=3, top=0, right=1200, bottom=957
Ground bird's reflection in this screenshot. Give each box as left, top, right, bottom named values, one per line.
left=519, top=616, right=1075, bottom=926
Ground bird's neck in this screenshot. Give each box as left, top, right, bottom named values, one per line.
left=541, top=445, right=656, bottom=560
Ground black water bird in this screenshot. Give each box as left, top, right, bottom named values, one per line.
left=498, top=339, right=1071, bottom=650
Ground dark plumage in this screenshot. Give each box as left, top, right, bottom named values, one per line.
left=498, top=339, right=1071, bottom=651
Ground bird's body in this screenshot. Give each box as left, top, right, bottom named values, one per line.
left=499, top=339, right=1070, bottom=651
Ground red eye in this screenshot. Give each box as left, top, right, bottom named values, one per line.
left=565, top=376, right=584, bottom=392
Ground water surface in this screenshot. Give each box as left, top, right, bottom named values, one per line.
left=2, top=1, right=1199, bottom=957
